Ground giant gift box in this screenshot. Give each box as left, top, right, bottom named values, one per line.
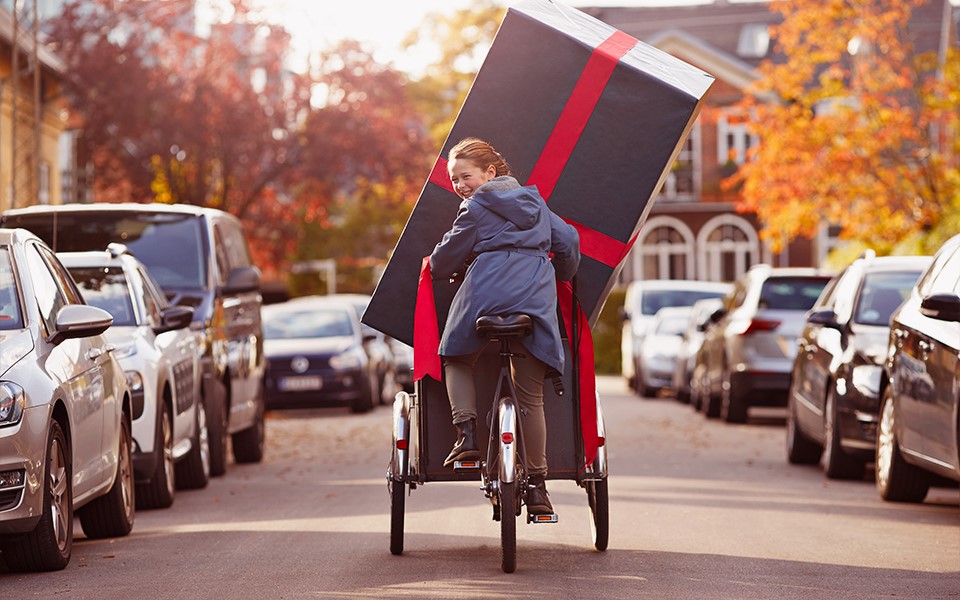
left=364, top=0, right=713, bottom=477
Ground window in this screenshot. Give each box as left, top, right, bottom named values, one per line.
left=698, top=216, right=759, bottom=282
left=68, top=266, right=137, bottom=327
left=634, top=218, right=695, bottom=280
left=25, top=244, right=68, bottom=335
left=717, top=109, right=758, bottom=166
left=38, top=162, right=50, bottom=205
left=737, top=23, right=770, bottom=58
left=659, top=122, right=700, bottom=202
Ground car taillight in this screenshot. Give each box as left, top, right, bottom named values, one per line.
left=740, top=319, right=781, bottom=335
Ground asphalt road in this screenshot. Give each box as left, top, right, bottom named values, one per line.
left=2, top=376, right=958, bottom=599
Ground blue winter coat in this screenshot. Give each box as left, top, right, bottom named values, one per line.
left=430, top=176, right=580, bottom=373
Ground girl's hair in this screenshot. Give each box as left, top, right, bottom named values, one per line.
left=448, top=138, right=512, bottom=177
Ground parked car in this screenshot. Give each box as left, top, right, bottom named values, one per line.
left=327, top=293, right=397, bottom=405
left=59, top=244, right=209, bottom=508
left=786, top=254, right=931, bottom=480
left=636, top=306, right=692, bottom=397
left=0, top=229, right=134, bottom=572
left=875, top=236, right=960, bottom=502
left=676, top=298, right=724, bottom=406
left=262, top=296, right=377, bottom=413
left=389, top=338, right=414, bottom=394
left=620, top=279, right=732, bottom=392
left=2, top=203, right=266, bottom=475
left=698, top=266, right=832, bottom=423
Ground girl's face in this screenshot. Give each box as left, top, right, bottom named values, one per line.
left=448, top=158, right=497, bottom=199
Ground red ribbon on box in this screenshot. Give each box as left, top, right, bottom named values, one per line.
left=414, top=29, right=639, bottom=467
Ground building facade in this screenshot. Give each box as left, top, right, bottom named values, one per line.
left=584, top=0, right=955, bottom=284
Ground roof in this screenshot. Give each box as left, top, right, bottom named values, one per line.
left=0, top=6, right=66, bottom=75
left=582, top=1, right=954, bottom=78
left=3, top=202, right=237, bottom=222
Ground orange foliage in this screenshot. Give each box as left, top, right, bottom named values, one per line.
left=730, top=0, right=954, bottom=253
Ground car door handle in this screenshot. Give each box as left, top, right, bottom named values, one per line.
left=85, top=348, right=103, bottom=360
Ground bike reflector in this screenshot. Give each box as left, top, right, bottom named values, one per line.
left=502, top=432, right=514, bottom=444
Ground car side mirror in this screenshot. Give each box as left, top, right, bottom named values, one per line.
left=806, top=308, right=843, bottom=330
left=919, top=293, right=960, bottom=322
left=50, top=304, right=113, bottom=345
left=221, top=265, right=261, bottom=295
left=156, top=305, right=195, bottom=334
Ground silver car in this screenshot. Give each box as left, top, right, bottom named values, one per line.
left=637, top=306, right=692, bottom=397
left=60, top=245, right=206, bottom=509
left=699, top=266, right=833, bottom=423
left=0, top=229, right=134, bottom=572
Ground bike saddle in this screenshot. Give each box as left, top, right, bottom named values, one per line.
left=475, top=314, right=533, bottom=338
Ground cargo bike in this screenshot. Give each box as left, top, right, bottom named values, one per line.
left=387, top=290, right=609, bottom=573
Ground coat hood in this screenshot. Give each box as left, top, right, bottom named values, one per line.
left=471, top=176, right=542, bottom=230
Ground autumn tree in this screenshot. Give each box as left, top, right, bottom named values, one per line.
left=288, top=41, right=433, bottom=294
left=403, top=0, right=505, bottom=148
left=732, top=0, right=960, bottom=255
left=46, top=0, right=314, bottom=272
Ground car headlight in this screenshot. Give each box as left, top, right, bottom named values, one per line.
left=0, top=382, right=25, bottom=427
left=126, top=371, right=144, bottom=393
left=330, top=348, right=364, bottom=369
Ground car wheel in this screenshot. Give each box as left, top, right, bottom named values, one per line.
left=1, top=420, right=73, bottom=572
left=351, top=371, right=376, bottom=414
left=786, top=394, right=822, bottom=465
left=175, top=394, right=211, bottom=490
left=137, top=398, right=176, bottom=509
left=207, top=378, right=229, bottom=477
left=233, top=387, right=266, bottom=464
left=78, top=416, right=135, bottom=539
left=876, top=387, right=930, bottom=503
left=822, top=385, right=865, bottom=480
left=720, top=368, right=748, bottom=423
left=700, top=374, right=721, bottom=418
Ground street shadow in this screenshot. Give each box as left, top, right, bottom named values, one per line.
left=5, top=529, right=957, bottom=600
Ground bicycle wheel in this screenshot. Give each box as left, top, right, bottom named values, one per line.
left=499, top=480, right=517, bottom=573
left=587, top=478, right=609, bottom=551
left=389, top=479, right=405, bottom=555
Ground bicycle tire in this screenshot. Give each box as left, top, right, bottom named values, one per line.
left=587, top=478, right=609, bottom=551
left=390, top=479, right=405, bottom=555
left=499, top=480, right=517, bottom=573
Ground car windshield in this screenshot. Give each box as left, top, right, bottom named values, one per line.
left=68, top=267, right=137, bottom=326
left=655, top=315, right=688, bottom=336
left=758, top=277, right=831, bottom=310
left=4, top=212, right=206, bottom=289
left=264, top=308, right=354, bottom=339
left=853, top=270, right=923, bottom=326
left=640, top=289, right=726, bottom=315
left=0, top=247, right=23, bottom=330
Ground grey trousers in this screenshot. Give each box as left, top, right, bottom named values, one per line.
left=443, top=343, right=548, bottom=476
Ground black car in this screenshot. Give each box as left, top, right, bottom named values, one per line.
left=786, top=254, right=931, bottom=479
left=2, top=203, right=267, bottom=475
left=262, top=296, right=377, bottom=413
left=876, top=236, right=960, bottom=502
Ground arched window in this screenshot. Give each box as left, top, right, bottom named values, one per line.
left=697, top=215, right=759, bottom=282
left=629, top=217, right=695, bottom=281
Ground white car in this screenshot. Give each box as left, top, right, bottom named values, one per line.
left=637, top=306, right=693, bottom=397
left=0, top=229, right=133, bottom=572
left=621, top=280, right=732, bottom=392
left=59, top=245, right=207, bottom=509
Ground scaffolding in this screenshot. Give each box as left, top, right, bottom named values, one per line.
left=9, top=0, right=41, bottom=210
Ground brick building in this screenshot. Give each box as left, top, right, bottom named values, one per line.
left=582, top=0, right=956, bottom=284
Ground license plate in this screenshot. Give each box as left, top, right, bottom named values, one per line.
left=279, top=376, right=323, bottom=391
